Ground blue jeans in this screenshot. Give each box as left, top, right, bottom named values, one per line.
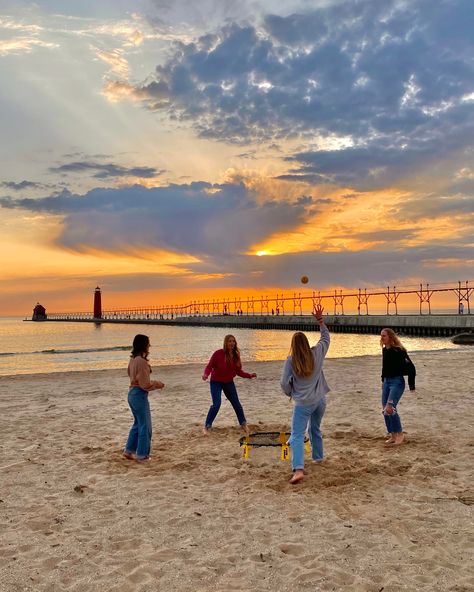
left=125, top=387, right=152, bottom=459
left=205, top=381, right=247, bottom=428
left=289, top=397, right=326, bottom=470
left=382, top=376, right=405, bottom=433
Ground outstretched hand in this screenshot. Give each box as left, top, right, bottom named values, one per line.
left=250, top=373, right=257, bottom=378
left=312, top=304, right=324, bottom=322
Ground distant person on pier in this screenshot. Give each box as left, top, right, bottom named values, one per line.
left=380, top=328, right=416, bottom=446
left=123, top=334, right=165, bottom=463
left=459, top=302, right=464, bottom=315
left=280, top=304, right=330, bottom=485
left=202, top=335, right=257, bottom=436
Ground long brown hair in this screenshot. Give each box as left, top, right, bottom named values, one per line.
left=290, top=332, right=315, bottom=377
left=131, top=334, right=150, bottom=360
left=223, top=334, right=241, bottom=367
left=380, top=328, right=406, bottom=351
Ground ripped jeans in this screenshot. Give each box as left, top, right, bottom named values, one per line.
left=382, top=376, right=405, bottom=434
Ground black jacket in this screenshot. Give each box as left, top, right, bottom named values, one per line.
left=382, top=347, right=416, bottom=390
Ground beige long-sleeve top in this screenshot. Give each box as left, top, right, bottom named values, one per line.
left=128, top=355, right=161, bottom=392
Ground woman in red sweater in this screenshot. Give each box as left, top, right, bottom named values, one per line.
left=202, top=334, right=256, bottom=435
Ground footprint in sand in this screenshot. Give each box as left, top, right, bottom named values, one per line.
left=279, top=543, right=306, bottom=556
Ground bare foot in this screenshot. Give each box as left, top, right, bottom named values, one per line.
left=393, top=433, right=405, bottom=445
left=241, top=424, right=250, bottom=435
left=122, top=451, right=135, bottom=460
left=290, top=469, right=304, bottom=484
left=135, top=456, right=150, bottom=463
left=385, top=435, right=395, bottom=444
left=202, top=427, right=210, bottom=436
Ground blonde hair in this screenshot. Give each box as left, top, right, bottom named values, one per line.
left=290, top=332, right=315, bottom=377
left=223, top=334, right=241, bottom=367
left=380, top=328, right=406, bottom=351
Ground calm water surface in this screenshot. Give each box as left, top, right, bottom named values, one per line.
left=0, top=317, right=464, bottom=376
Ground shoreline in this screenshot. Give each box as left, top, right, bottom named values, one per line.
left=0, top=346, right=470, bottom=380
left=1, top=350, right=473, bottom=591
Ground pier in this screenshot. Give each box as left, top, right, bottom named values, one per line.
left=38, top=313, right=473, bottom=337
left=28, top=281, right=473, bottom=337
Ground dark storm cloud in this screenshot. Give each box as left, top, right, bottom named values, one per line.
left=125, top=0, right=474, bottom=187
left=0, top=182, right=309, bottom=257
left=49, top=161, right=164, bottom=179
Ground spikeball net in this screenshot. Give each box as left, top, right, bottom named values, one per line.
left=239, top=431, right=310, bottom=461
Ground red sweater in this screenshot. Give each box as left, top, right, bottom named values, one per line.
left=203, top=349, right=252, bottom=382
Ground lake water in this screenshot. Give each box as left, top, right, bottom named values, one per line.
left=0, top=317, right=465, bottom=376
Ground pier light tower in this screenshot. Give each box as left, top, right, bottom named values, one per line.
left=32, top=302, right=47, bottom=321
left=93, top=286, right=102, bottom=319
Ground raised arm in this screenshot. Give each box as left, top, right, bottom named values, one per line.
left=312, top=304, right=330, bottom=356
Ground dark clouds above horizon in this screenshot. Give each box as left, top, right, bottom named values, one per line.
left=0, top=182, right=311, bottom=258
left=116, top=0, right=474, bottom=189
left=48, top=160, right=165, bottom=179
left=1, top=179, right=472, bottom=288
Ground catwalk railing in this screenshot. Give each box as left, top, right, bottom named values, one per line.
left=44, top=280, right=472, bottom=321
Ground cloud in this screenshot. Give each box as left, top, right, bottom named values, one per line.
left=394, top=191, right=474, bottom=220
left=1, top=180, right=44, bottom=191
left=108, top=0, right=474, bottom=189
left=0, top=36, right=58, bottom=56
left=184, top=245, right=474, bottom=289
left=92, top=46, right=130, bottom=77
left=1, top=178, right=472, bottom=288
left=0, top=182, right=310, bottom=258
left=48, top=160, right=164, bottom=179
left=102, top=80, right=154, bottom=103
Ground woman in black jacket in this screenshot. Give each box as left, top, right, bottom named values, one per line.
left=380, top=328, right=415, bottom=445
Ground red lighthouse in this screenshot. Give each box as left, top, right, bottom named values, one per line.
left=93, top=286, right=102, bottom=319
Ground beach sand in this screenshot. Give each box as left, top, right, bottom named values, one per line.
left=0, top=350, right=473, bottom=592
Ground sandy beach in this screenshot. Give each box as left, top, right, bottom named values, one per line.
left=0, top=350, right=473, bottom=592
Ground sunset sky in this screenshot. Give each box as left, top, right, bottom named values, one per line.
left=0, top=0, right=473, bottom=315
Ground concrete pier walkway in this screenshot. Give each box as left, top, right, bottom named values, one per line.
left=34, top=313, right=473, bottom=337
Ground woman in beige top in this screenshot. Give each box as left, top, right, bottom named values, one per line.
left=123, top=334, right=165, bottom=462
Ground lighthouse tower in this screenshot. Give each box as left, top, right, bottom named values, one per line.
left=93, top=286, right=102, bottom=319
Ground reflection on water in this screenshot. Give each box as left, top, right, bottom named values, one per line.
left=0, top=318, right=464, bottom=376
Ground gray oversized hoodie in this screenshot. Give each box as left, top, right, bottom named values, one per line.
left=280, top=324, right=330, bottom=407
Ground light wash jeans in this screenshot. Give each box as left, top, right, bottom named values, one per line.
left=382, top=376, right=405, bottom=433
left=205, top=381, right=247, bottom=428
left=124, top=387, right=152, bottom=459
left=289, top=396, right=326, bottom=470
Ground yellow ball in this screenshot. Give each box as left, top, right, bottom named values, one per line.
left=301, top=275, right=309, bottom=284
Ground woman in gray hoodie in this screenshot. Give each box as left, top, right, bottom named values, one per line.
left=280, top=304, right=330, bottom=484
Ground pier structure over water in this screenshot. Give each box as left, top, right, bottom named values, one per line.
left=30, top=281, right=474, bottom=337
